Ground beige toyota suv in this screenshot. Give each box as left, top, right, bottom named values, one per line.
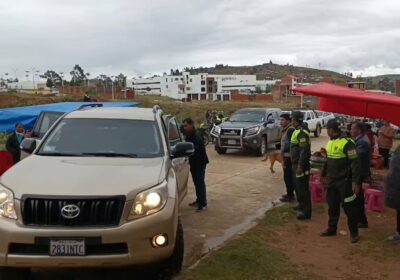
left=0, top=105, right=193, bottom=279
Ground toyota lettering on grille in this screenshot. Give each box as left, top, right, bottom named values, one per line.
left=61, top=204, right=81, bottom=219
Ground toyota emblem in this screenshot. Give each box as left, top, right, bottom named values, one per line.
left=61, top=204, right=80, bottom=219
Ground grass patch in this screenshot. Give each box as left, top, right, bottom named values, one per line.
left=133, top=95, right=297, bottom=125
left=181, top=205, right=319, bottom=280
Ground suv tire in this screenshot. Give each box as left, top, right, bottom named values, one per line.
left=216, top=147, right=227, bottom=155
left=0, top=268, right=30, bottom=279
left=156, top=218, right=184, bottom=280
left=257, top=137, right=267, bottom=157
left=314, top=124, right=321, bottom=138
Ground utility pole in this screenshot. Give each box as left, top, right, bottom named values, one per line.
left=111, top=76, right=116, bottom=100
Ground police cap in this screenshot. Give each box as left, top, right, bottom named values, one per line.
left=327, top=119, right=341, bottom=131
left=291, top=111, right=303, bottom=122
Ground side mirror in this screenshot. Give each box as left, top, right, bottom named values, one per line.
left=20, top=138, right=39, bottom=154
left=172, top=142, right=194, bottom=158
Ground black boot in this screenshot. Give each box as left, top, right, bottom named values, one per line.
left=320, top=229, right=337, bottom=237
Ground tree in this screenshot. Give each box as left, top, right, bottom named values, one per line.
left=115, top=73, right=127, bottom=87
left=41, top=70, right=62, bottom=88
left=255, top=86, right=262, bottom=94
left=69, top=64, right=87, bottom=86
left=46, top=78, right=54, bottom=88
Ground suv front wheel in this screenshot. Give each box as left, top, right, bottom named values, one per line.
left=257, top=136, right=267, bottom=157
left=314, top=124, right=321, bottom=137
left=155, top=218, right=184, bottom=279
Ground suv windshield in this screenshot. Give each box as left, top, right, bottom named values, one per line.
left=229, top=111, right=265, bottom=123
left=38, top=118, right=163, bottom=158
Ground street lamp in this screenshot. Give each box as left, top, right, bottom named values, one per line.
left=59, top=72, right=64, bottom=87
left=111, top=75, right=115, bottom=100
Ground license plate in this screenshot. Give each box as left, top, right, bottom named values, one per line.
left=228, top=140, right=237, bottom=145
left=49, top=240, right=86, bottom=256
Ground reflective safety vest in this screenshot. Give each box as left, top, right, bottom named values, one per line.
left=291, top=128, right=310, bottom=144
left=326, top=137, right=356, bottom=159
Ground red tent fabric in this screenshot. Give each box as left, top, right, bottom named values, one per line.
left=293, top=82, right=400, bottom=126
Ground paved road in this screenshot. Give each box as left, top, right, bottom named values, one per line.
left=28, top=131, right=330, bottom=279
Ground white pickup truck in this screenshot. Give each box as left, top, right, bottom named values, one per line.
left=298, top=109, right=323, bottom=137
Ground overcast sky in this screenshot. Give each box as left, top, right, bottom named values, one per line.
left=0, top=0, right=399, bottom=80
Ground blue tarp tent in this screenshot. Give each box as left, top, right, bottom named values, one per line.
left=0, top=102, right=140, bottom=133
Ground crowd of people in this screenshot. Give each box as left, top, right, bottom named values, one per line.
left=277, top=112, right=398, bottom=243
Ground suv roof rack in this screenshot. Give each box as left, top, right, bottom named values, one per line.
left=78, top=104, right=103, bottom=110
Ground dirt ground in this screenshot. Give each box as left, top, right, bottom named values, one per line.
left=270, top=204, right=400, bottom=280
left=181, top=130, right=330, bottom=267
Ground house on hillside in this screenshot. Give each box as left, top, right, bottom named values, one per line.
left=127, top=73, right=278, bottom=101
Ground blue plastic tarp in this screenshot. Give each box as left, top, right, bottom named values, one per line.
left=0, top=102, right=140, bottom=133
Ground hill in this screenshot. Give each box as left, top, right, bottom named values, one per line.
left=182, top=63, right=352, bottom=83
left=365, top=74, right=400, bottom=92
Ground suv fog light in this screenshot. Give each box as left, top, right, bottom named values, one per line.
left=152, top=234, right=168, bottom=248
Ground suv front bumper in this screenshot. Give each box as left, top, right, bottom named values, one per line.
left=0, top=199, right=178, bottom=268
left=216, top=134, right=262, bottom=151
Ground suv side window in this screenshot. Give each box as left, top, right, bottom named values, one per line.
left=267, top=113, right=273, bottom=122
left=168, top=118, right=182, bottom=148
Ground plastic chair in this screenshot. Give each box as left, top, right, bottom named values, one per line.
left=0, top=151, right=14, bottom=176
left=309, top=175, right=325, bottom=203
left=364, top=188, right=385, bottom=212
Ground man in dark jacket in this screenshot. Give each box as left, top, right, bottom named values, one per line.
left=385, top=146, right=400, bottom=241
left=6, top=123, right=26, bottom=164
left=182, top=118, right=209, bottom=212
left=350, top=121, right=371, bottom=228
left=290, top=111, right=312, bottom=220
left=280, top=113, right=296, bottom=202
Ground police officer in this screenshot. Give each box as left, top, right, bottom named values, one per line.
left=290, top=111, right=312, bottom=220
left=321, top=119, right=362, bottom=243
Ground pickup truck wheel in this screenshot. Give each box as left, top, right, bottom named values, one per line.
left=155, top=218, right=184, bottom=279
left=257, top=137, right=267, bottom=156
left=314, top=124, right=321, bottom=137
left=216, top=147, right=227, bottom=155
left=0, top=268, right=30, bottom=279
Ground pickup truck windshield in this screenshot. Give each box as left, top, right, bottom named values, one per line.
left=230, top=111, right=265, bottom=123
left=38, top=119, right=163, bottom=158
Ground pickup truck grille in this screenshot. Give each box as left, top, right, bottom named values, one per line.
left=21, top=196, right=125, bottom=227
left=220, top=128, right=242, bottom=136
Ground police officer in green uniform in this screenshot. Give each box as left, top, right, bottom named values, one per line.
left=321, top=119, right=362, bottom=243
left=290, top=111, right=312, bottom=220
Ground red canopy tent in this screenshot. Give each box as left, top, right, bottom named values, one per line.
left=293, top=82, right=400, bottom=126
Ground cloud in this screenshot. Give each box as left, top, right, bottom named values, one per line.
left=0, top=0, right=399, bottom=79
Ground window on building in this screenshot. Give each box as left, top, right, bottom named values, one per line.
left=171, top=78, right=173, bottom=82
left=201, top=81, right=205, bottom=85
left=186, top=87, right=191, bottom=90
left=208, top=80, right=213, bottom=85
left=181, top=78, right=183, bottom=81
left=190, top=78, right=192, bottom=82
left=201, top=87, right=206, bottom=92
left=166, top=85, right=168, bottom=89
left=166, top=78, right=168, bottom=82
left=175, top=78, right=179, bottom=81
left=201, top=75, right=203, bottom=79
left=208, top=87, right=213, bottom=92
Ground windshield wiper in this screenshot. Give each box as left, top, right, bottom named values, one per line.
left=37, top=152, right=84, bottom=157
left=81, top=152, right=138, bottom=158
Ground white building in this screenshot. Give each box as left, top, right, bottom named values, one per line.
left=127, top=73, right=278, bottom=101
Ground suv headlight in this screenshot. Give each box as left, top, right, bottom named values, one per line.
left=0, top=184, right=17, bottom=220
left=245, top=126, right=261, bottom=137
left=128, top=181, right=168, bottom=220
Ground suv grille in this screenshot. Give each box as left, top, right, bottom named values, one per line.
left=221, top=128, right=241, bottom=136
left=22, top=196, right=125, bottom=227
